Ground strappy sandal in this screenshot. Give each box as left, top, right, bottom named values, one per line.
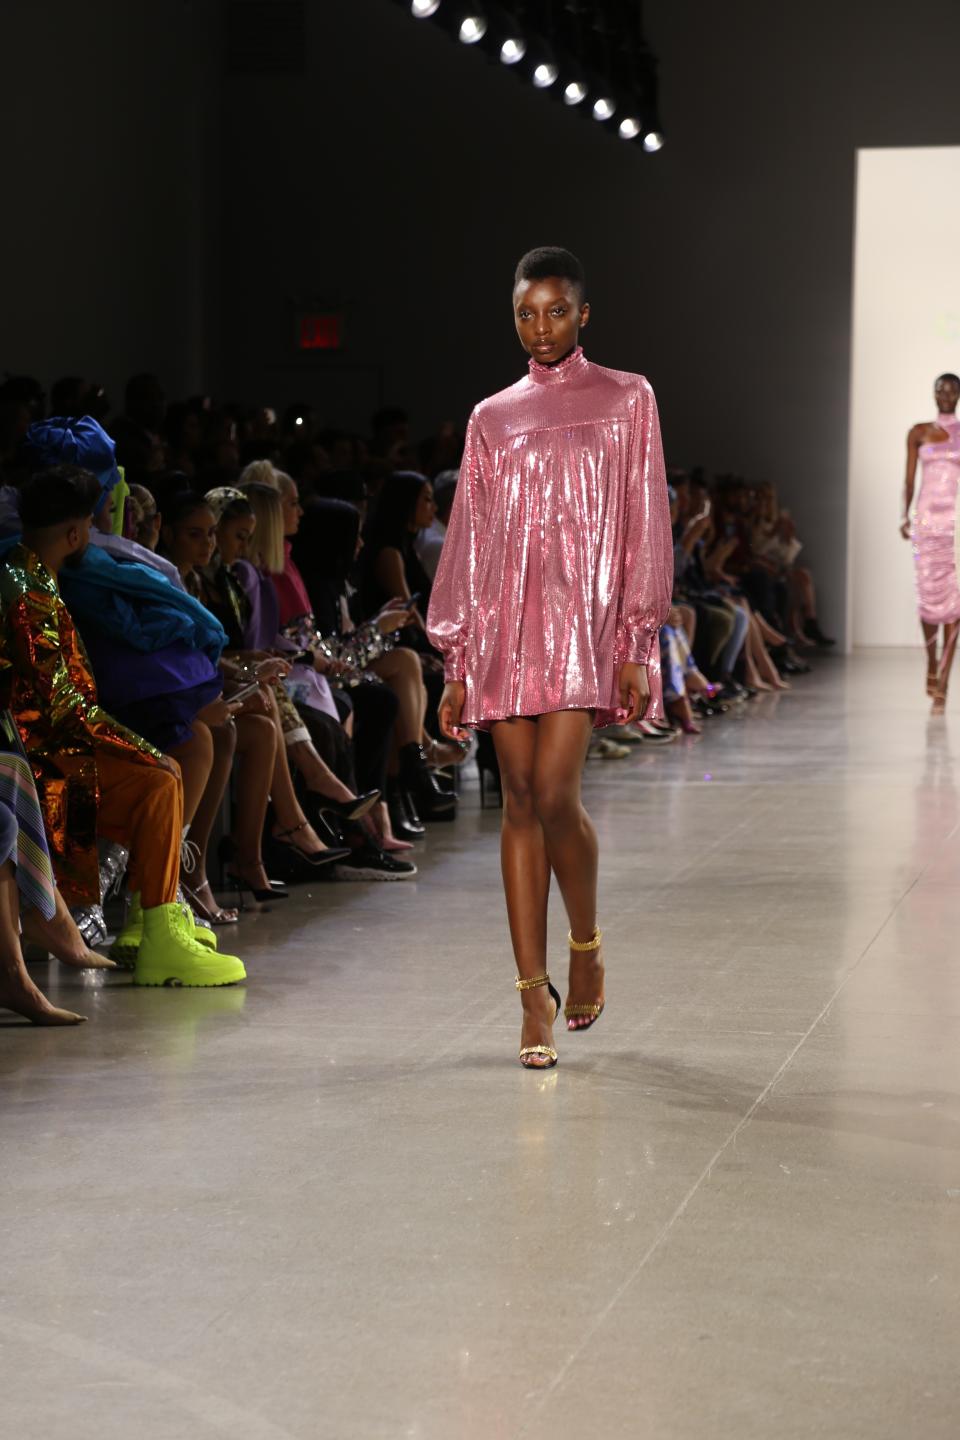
left=564, top=925, right=605, bottom=1032
left=516, top=972, right=561, bottom=1069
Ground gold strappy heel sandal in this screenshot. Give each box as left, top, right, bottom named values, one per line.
left=564, top=925, right=605, bottom=1032
left=516, top=972, right=561, bottom=1069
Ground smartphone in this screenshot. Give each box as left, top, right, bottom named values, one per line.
left=229, top=681, right=261, bottom=705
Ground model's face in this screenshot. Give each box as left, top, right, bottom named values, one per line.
left=935, top=377, right=960, bottom=414
left=281, top=484, right=302, bottom=537
left=413, top=483, right=436, bottom=531
left=169, top=506, right=217, bottom=572
left=513, top=277, right=589, bottom=365
left=217, top=513, right=256, bottom=565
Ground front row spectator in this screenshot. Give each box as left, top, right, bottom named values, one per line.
left=0, top=466, right=245, bottom=987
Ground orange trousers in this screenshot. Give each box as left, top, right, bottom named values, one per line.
left=96, top=751, right=182, bottom=908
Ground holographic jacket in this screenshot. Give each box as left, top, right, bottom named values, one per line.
left=0, top=545, right=162, bottom=904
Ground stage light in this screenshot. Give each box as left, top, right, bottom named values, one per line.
left=592, top=96, right=615, bottom=121
left=459, top=12, right=487, bottom=43
left=643, top=130, right=664, bottom=152
left=410, top=0, right=440, bottom=16
left=563, top=80, right=588, bottom=105
left=532, top=60, right=558, bottom=88
left=618, top=116, right=641, bottom=139
left=500, top=36, right=526, bottom=64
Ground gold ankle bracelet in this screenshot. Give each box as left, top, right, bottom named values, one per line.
left=515, top=973, right=552, bottom=992
left=568, top=925, right=602, bottom=952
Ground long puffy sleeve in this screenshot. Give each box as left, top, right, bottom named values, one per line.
left=426, top=410, right=485, bottom=683
left=616, top=379, right=674, bottom=670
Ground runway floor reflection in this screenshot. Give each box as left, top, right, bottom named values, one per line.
left=3, top=649, right=958, bottom=1439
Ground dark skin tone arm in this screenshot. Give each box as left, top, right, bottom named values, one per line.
left=438, top=273, right=650, bottom=739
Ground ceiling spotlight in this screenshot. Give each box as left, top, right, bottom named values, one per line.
left=618, top=116, right=641, bottom=139
left=500, top=36, right=526, bottom=64
left=643, top=130, right=664, bottom=152
left=410, top=0, right=441, bottom=15
left=459, top=12, right=487, bottom=43
left=592, top=97, right=615, bottom=121
left=563, top=80, right=588, bottom=106
left=532, top=60, right=558, bottom=88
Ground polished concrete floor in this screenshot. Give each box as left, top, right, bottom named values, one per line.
left=3, top=648, right=960, bottom=1439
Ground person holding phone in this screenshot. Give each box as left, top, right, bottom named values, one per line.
left=428, top=246, right=673, bottom=1070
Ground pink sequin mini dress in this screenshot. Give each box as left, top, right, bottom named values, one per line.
left=912, top=413, right=960, bottom=624
left=426, top=347, right=674, bottom=729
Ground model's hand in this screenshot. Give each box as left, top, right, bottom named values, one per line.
left=900, top=519, right=912, bottom=540
left=619, top=663, right=650, bottom=723
left=438, top=681, right=468, bottom=741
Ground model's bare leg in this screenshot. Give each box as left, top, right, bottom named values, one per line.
left=933, top=620, right=959, bottom=713
left=528, top=710, right=604, bottom=1030
left=20, top=886, right=116, bottom=969
left=491, top=717, right=556, bottom=1066
left=0, top=862, right=85, bottom=1024
left=922, top=621, right=939, bottom=695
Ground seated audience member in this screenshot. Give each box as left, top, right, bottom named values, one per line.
left=0, top=466, right=245, bottom=986
left=415, top=469, right=458, bottom=582
left=127, top=482, right=163, bottom=552
left=0, top=798, right=85, bottom=1025
left=295, top=495, right=456, bottom=838
left=162, top=487, right=351, bottom=890
left=109, top=372, right=166, bottom=477
left=752, top=481, right=835, bottom=648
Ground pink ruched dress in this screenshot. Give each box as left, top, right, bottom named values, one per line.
left=426, top=346, right=673, bottom=729
left=912, top=414, right=960, bottom=624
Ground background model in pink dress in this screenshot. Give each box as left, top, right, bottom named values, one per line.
left=912, top=414, right=960, bottom=624
left=426, top=346, right=674, bottom=729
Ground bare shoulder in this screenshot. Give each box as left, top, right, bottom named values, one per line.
left=907, top=421, right=930, bottom=444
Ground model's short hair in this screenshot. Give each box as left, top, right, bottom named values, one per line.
left=936, top=372, right=960, bottom=387
left=19, top=464, right=100, bottom=530
left=514, top=246, right=586, bottom=301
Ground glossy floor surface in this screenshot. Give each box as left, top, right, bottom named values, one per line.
left=3, top=650, right=960, bottom=1439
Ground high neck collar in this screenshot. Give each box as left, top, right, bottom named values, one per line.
left=527, top=345, right=587, bottom=385
left=937, top=412, right=958, bottom=425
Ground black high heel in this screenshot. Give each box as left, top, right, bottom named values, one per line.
left=269, top=823, right=352, bottom=869
left=308, top=789, right=381, bottom=824
left=226, top=870, right=289, bottom=906
left=386, top=780, right=424, bottom=841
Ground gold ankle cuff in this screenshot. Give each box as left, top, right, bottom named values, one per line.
left=567, top=925, right=602, bottom=951
left=515, top=972, right=552, bottom=992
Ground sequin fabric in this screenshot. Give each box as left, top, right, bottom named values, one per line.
left=912, top=415, right=960, bottom=625
left=0, top=544, right=163, bottom=905
left=426, top=347, right=673, bottom=728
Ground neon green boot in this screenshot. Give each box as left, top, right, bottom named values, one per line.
left=134, top=903, right=245, bottom=988
left=111, top=891, right=217, bottom=968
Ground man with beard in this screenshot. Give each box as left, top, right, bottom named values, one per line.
left=0, top=465, right=245, bottom=988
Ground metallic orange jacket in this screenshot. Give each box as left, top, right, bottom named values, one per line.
left=0, top=544, right=161, bottom=904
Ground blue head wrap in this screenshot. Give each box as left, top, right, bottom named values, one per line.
left=24, top=416, right=122, bottom=517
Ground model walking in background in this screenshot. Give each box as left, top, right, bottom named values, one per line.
left=428, top=246, right=672, bottom=1069
left=902, top=372, right=960, bottom=714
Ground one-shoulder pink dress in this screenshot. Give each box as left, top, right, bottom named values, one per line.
left=912, top=414, right=960, bottom=624
left=426, top=347, right=674, bottom=729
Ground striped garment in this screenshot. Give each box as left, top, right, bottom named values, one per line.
left=0, top=751, right=56, bottom=920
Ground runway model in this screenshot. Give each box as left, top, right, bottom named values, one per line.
left=427, top=246, right=672, bottom=1068
left=901, top=372, right=960, bottom=714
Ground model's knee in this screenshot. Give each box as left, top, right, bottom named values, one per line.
left=533, top=782, right=578, bottom=830
left=501, top=775, right=536, bottom=823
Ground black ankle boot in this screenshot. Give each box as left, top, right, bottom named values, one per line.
left=387, top=779, right=424, bottom=840
left=398, top=743, right=457, bottom=820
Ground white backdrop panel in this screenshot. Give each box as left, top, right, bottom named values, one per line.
left=848, top=147, right=960, bottom=647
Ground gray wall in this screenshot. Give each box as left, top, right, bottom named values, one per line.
left=1, top=0, right=216, bottom=411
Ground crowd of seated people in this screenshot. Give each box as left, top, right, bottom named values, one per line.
left=0, top=369, right=833, bottom=1024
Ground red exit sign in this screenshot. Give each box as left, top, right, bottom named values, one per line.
left=298, top=312, right=343, bottom=350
